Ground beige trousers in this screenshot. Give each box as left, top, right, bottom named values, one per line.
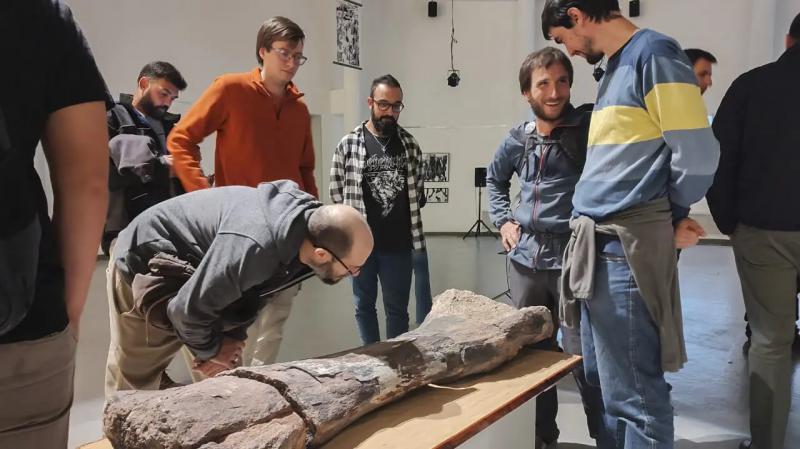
left=0, top=328, right=76, bottom=449
left=104, top=257, right=183, bottom=396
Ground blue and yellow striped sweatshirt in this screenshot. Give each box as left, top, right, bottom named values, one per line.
left=573, top=29, right=719, bottom=221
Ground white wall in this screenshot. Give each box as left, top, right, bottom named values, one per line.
left=40, top=0, right=350, bottom=205
left=35, top=0, right=799, bottom=232
left=358, top=0, right=529, bottom=232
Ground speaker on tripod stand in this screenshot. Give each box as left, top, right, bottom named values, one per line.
left=462, top=167, right=498, bottom=239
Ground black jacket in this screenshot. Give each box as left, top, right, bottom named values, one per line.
left=103, top=99, right=183, bottom=252
left=707, top=45, right=800, bottom=235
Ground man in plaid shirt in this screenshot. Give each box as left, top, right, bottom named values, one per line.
left=330, top=74, right=427, bottom=344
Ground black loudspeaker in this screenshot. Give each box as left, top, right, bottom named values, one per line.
left=474, top=167, right=487, bottom=188
left=428, top=1, right=438, bottom=18
left=629, top=0, right=640, bottom=17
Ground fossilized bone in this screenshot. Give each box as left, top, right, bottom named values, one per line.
left=104, top=289, right=554, bottom=449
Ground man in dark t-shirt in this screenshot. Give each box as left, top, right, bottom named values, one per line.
left=330, top=74, right=427, bottom=344
left=362, top=127, right=413, bottom=252
left=0, top=1, right=108, bottom=447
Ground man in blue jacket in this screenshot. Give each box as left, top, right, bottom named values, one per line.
left=707, top=12, right=800, bottom=449
left=487, top=47, right=610, bottom=449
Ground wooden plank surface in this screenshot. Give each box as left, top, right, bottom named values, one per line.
left=80, top=349, right=579, bottom=449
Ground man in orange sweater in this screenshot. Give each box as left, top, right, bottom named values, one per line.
left=168, top=16, right=317, bottom=367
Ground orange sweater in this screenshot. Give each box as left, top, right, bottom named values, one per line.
left=168, top=68, right=318, bottom=197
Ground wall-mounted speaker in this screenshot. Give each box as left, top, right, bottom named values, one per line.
left=629, top=0, right=640, bottom=17
left=428, top=1, right=438, bottom=18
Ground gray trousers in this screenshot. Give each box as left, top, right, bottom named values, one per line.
left=507, top=260, right=607, bottom=444
left=732, top=224, right=800, bottom=449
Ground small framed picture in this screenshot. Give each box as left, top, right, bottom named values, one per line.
left=421, top=153, right=450, bottom=182
left=425, top=187, right=449, bottom=204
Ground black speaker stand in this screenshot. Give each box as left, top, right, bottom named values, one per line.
left=462, top=186, right=497, bottom=239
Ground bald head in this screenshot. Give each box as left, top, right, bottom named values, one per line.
left=308, top=204, right=373, bottom=264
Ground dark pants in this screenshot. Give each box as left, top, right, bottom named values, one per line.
left=732, top=225, right=800, bottom=449
left=507, top=259, right=611, bottom=446
left=352, top=249, right=413, bottom=345
left=413, top=249, right=433, bottom=325
left=745, top=297, right=799, bottom=340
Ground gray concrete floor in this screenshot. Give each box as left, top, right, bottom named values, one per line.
left=68, top=236, right=799, bottom=448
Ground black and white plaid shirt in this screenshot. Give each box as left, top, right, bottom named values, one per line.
left=330, top=122, right=426, bottom=250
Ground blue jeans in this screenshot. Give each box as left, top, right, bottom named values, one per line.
left=413, top=249, right=433, bottom=325
left=352, top=249, right=413, bottom=344
left=581, top=236, right=674, bottom=448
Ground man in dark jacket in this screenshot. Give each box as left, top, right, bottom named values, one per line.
left=0, top=1, right=108, bottom=447
left=487, top=47, right=610, bottom=449
left=103, top=61, right=187, bottom=254
left=104, top=180, right=373, bottom=396
left=707, top=12, right=800, bottom=449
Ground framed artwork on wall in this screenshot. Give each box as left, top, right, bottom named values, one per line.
left=425, top=187, right=449, bottom=204
left=421, top=152, right=450, bottom=182
left=334, top=0, right=362, bottom=70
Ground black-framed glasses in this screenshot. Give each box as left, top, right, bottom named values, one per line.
left=271, top=47, right=308, bottom=66
left=371, top=98, right=404, bottom=112
left=316, top=244, right=361, bottom=276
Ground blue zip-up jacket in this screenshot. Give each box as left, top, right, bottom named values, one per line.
left=487, top=104, right=590, bottom=270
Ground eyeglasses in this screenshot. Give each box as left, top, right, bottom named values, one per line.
left=316, top=244, right=361, bottom=276
left=271, top=47, right=308, bottom=66
left=371, top=98, right=404, bottom=112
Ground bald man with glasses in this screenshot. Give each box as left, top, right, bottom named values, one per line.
left=105, top=180, right=373, bottom=395
left=330, top=74, right=429, bottom=345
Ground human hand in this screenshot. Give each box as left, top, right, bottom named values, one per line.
left=500, top=221, right=521, bottom=252
left=192, top=337, right=245, bottom=377
left=674, top=218, right=706, bottom=249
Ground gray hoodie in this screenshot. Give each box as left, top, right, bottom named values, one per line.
left=113, top=180, right=321, bottom=359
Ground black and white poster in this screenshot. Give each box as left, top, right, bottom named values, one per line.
left=425, top=187, right=449, bottom=204
left=421, top=153, right=450, bottom=182
left=335, top=0, right=362, bottom=70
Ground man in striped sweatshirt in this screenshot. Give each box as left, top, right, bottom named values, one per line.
left=542, top=1, right=719, bottom=447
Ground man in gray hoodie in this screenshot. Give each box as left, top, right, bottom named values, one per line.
left=105, top=180, right=373, bottom=395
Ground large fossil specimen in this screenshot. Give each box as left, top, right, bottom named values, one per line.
left=104, top=289, right=554, bottom=449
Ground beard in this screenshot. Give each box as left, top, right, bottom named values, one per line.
left=371, top=110, right=398, bottom=136
left=585, top=52, right=604, bottom=65
left=582, top=36, right=604, bottom=65
left=139, top=89, right=168, bottom=119
left=530, top=98, right=569, bottom=123
left=311, top=261, right=343, bottom=285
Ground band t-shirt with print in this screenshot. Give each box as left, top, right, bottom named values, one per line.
left=362, top=127, right=413, bottom=251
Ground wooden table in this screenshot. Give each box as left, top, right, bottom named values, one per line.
left=81, top=349, right=580, bottom=449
